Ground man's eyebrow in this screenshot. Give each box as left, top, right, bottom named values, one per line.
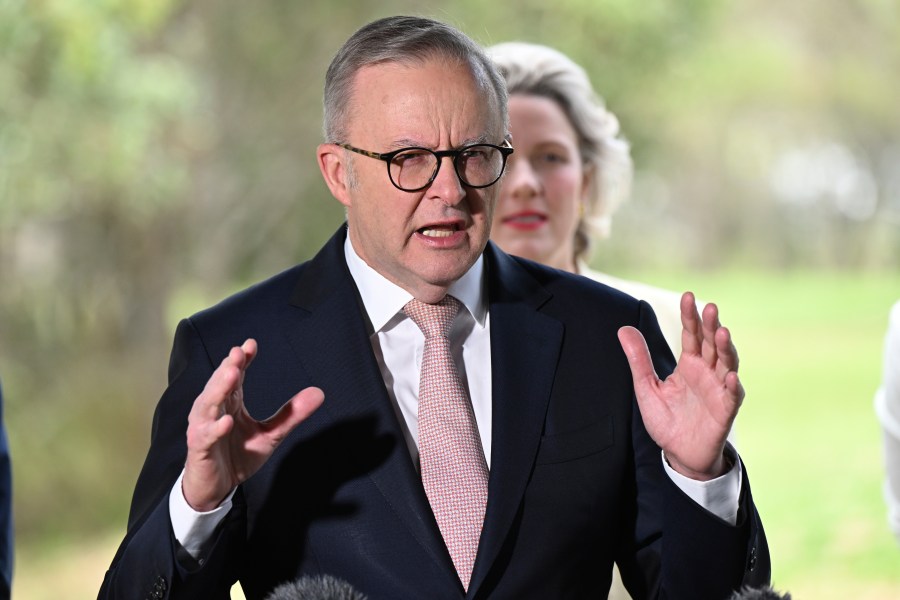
left=387, top=138, right=424, bottom=150
left=459, top=134, right=493, bottom=146
left=386, top=135, right=494, bottom=150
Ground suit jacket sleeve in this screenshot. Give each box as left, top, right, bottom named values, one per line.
left=616, top=300, right=770, bottom=599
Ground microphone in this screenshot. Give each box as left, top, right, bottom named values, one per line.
left=728, top=586, right=792, bottom=600
left=264, top=574, right=367, bottom=600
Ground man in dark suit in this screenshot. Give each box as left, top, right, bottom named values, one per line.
left=100, top=16, right=770, bottom=599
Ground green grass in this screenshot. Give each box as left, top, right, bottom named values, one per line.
left=621, top=269, right=900, bottom=598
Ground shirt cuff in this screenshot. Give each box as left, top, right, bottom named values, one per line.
left=662, top=444, right=742, bottom=525
left=168, top=470, right=236, bottom=561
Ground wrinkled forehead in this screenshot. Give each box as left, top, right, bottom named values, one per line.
left=348, top=56, right=506, bottom=139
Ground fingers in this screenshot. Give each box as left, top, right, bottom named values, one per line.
left=680, top=292, right=702, bottom=357
left=715, top=325, right=740, bottom=376
left=260, top=387, right=326, bottom=444
left=618, top=326, right=659, bottom=393
left=700, top=302, right=721, bottom=368
left=725, top=370, right=745, bottom=403
left=183, top=342, right=322, bottom=511
left=235, top=338, right=258, bottom=393
left=188, top=339, right=258, bottom=454
left=701, top=305, right=741, bottom=378
left=679, top=295, right=743, bottom=392
left=195, top=340, right=257, bottom=420
left=680, top=292, right=723, bottom=368
left=187, top=342, right=248, bottom=453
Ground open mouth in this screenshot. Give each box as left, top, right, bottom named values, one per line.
left=418, top=223, right=461, bottom=238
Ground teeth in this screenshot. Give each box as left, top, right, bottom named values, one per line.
left=421, top=228, right=455, bottom=238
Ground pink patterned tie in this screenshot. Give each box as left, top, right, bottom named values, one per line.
left=403, top=296, right=489, bottom=590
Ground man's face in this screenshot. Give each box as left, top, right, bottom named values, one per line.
left=322, top=58, right=504, bottom=302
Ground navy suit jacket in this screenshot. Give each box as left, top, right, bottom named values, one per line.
left=100, top=226, right=769, bottom=599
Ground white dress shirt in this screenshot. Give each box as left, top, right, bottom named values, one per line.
left=170, top=235, right=741, bottom=560
left=343, top=235, right=493, bottom=469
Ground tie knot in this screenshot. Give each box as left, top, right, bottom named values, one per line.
left=403, top=296, right=461, bottom=339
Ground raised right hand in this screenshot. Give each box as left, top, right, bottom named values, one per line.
left=182, top=338, right=324, bottom=511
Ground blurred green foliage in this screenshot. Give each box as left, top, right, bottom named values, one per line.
left=1, top=0, right=200, bottom=543
left=0, top=0, right=898, bottom=596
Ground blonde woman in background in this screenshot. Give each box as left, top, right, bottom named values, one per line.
left=488, top=42, right=698, bottom=600
left=487, top=42, right=689, bottom=354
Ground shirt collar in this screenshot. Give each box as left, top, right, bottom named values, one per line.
left=344, top=232, right=487, bottom=332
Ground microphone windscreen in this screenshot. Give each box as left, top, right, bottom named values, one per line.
left=264, top=574, right=367, bottom=600
left=728, top=586, right=792, bottom=600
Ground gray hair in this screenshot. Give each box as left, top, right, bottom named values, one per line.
left=324, top=16, right=508, bottom=145
left=487, top=42, right=633, bottom=262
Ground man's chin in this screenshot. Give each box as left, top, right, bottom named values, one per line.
left=413, top=265, right=471, bottom=294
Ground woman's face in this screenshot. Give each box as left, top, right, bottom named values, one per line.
left=491, top=94, right=589, bottom=272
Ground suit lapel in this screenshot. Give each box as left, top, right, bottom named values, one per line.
left=283, top=227, right=459, bottom=585
left=469, top=244, right=564, bottom=595
left=280, top=231, right=563, bottom=594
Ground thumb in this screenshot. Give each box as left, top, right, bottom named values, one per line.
left=617, top=326, right=660, bottom=393
left=261, top=386, right=325, bottom=444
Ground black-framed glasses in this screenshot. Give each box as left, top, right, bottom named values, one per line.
left=336, top=140, right=514, bottom=192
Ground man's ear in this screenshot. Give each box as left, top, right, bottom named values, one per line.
left=317, top=143, right=352, bottom=208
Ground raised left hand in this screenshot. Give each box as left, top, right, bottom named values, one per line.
left=618, top=292, right=743, bottom=481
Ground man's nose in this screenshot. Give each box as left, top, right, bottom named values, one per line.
left=426, top=156, right=466, bottom=206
